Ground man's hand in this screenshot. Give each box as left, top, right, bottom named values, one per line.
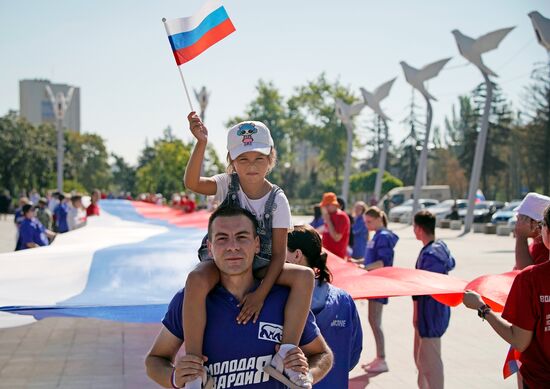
left=187, top=112, right=208, bottom=143
left=462, top=291, right=484, bottom=310
left=237, top=289, right=265, bottom=324
left=282, top=346, right=309, bottom=374
left=173, top=354, right=208, bottom=388
left=514, top=214, right=536, bottom=239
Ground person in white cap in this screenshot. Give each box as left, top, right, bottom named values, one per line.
left=181, top=112, right=316, bottom=389
left=463, top=204, right=550, bottom=388
left=514, top=192, right=550, bottom=270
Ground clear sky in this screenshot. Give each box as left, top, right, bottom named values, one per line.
left=1, top=1, right=549, bottom=165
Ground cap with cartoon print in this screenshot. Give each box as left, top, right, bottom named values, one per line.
left=227, top=121, right=274, bottom=160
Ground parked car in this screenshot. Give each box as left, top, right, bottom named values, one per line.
left=389, top=198, right=440, bottom=222
left=459, top=201, right=505, bottom=223
left=491, top=201, right=521, bottom=224
left=423, top=199, right=468, bottom=221
left=380, top=185, right=450, bottom=209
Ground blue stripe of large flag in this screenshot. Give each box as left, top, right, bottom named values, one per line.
left=168, top=6, right=229, bottom=52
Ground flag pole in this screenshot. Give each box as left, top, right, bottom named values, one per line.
left=162, top=18, right=194, bottom=112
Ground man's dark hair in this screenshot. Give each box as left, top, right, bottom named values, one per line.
left=414, top=210, right=436, bottom=235
left=207, top=205, right=258, bottom=240
left=22, top=204, right=34, bottom=215
left=337, top=196, right=346, bottom=211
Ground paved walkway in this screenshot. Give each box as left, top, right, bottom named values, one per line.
left=0, top=216, right=518, bottom=388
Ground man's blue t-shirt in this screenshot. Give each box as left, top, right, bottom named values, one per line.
left=16, top=218, right=48, bottom=251
left=163, top=284, right=321, bottom=389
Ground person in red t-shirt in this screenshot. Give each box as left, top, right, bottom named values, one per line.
left=514, top=192, right=550, bottom=269
left=86, top=189, right=101, bottom=217
left=463, top=204, right=550, bottom=388
left=319, top=192, right=350, bottom=259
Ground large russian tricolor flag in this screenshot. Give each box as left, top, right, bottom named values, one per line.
left=0, top=200, right=517, bottom=334
left=164, top=0, right=236, bottom=65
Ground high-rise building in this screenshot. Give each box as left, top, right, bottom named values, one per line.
left=19, top=79, right=80, bottom=133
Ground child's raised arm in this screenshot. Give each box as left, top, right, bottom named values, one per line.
left=184, top=112, right=217, bottom=195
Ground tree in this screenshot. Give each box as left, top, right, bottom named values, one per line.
left=287, top=74, right=358, bottom=186
left=395, top=88, right=424, bottom=185
left=65, top=132, right=111, bottom=192
left=445, top=95, right=479, bottom=181
left=111, top=153, right=136, bottom=195
left=521, top=62, right=550, bottom=195
left=135, top=132, right=192, bottom=197
left=0, top=112, right=57, bottom=195
left=470, top=81, right=512, bottom=199
left=350, top=169, right=403, bottom=198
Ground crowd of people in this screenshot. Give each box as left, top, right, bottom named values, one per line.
left=3, top=113, right=548, bottom=387
left=143, top=113, right=550, bottom=388
left=7, top=189, right=102, bottom=251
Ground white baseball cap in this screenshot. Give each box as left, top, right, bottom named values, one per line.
left=227, top=121, right=274, bottom=160
left=516, top=192, right=550, bottom=221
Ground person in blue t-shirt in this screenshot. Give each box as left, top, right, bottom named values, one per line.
left=146, top=206, right=333, bottom=389
left=286, top=225, right=363, bottom=389
left=15, top=204, right=55, bottom=251
left=54, top=193, right=69, bottom=233
left=359, top=206, right=399, bottom=375
left=412, top=210, right=455, bottom=389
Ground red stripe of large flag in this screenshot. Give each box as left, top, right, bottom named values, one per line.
left=164, top=0, right=235, bottom=65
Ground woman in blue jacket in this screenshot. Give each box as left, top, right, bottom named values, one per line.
left=286, top=225, right=363, bottom=389
left=360, top=206, right=399, bottom=374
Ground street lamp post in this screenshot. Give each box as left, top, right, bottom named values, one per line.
left=400, top=58, right=451, bottom=220
left=335, top=99, right=365, bottom=205
left=452, top=27, right=514, bottom=233
left=45, top=85, right=74, bottom=193
left=361, top=78, right=396, bottom=204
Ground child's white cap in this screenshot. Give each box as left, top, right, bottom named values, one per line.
left=516, top=192, right=550, bottom=221
left=227, top=121, right=274, bottom=160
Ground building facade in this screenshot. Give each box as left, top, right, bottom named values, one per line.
left=19, top=79, right=80, bottom=133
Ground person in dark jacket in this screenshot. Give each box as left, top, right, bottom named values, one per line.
left=286, top=225, right=363, bottom=389
left=412, top=210, right=456, bottom=389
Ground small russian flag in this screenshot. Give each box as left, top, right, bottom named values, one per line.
left=163, top=0, right=236, bottom=65
left=503, top=346, right=522, bottom=379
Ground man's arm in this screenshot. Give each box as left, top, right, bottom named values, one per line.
left=514, top=215, right=535, bottom=269
left=321, top=208, right=343, bottom=242
left=299, top=335, right=333, bottom=384
left=463, top=291, right=533, bottom=352
left=145, top=327, right=183, bottom=388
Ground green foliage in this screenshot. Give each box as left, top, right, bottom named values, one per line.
left=0, top=113, right=57, bottom=194
left=350, top=169, right=402, bottom=195
left=287, top=74, right=358, bottom=183
left=65, top=132, right=111, bottom=192
left=63, top=179, right=88, bottom=194
left=111, top=153, right=136, bottom=195
left=135, top=132, right=192, bottom=197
